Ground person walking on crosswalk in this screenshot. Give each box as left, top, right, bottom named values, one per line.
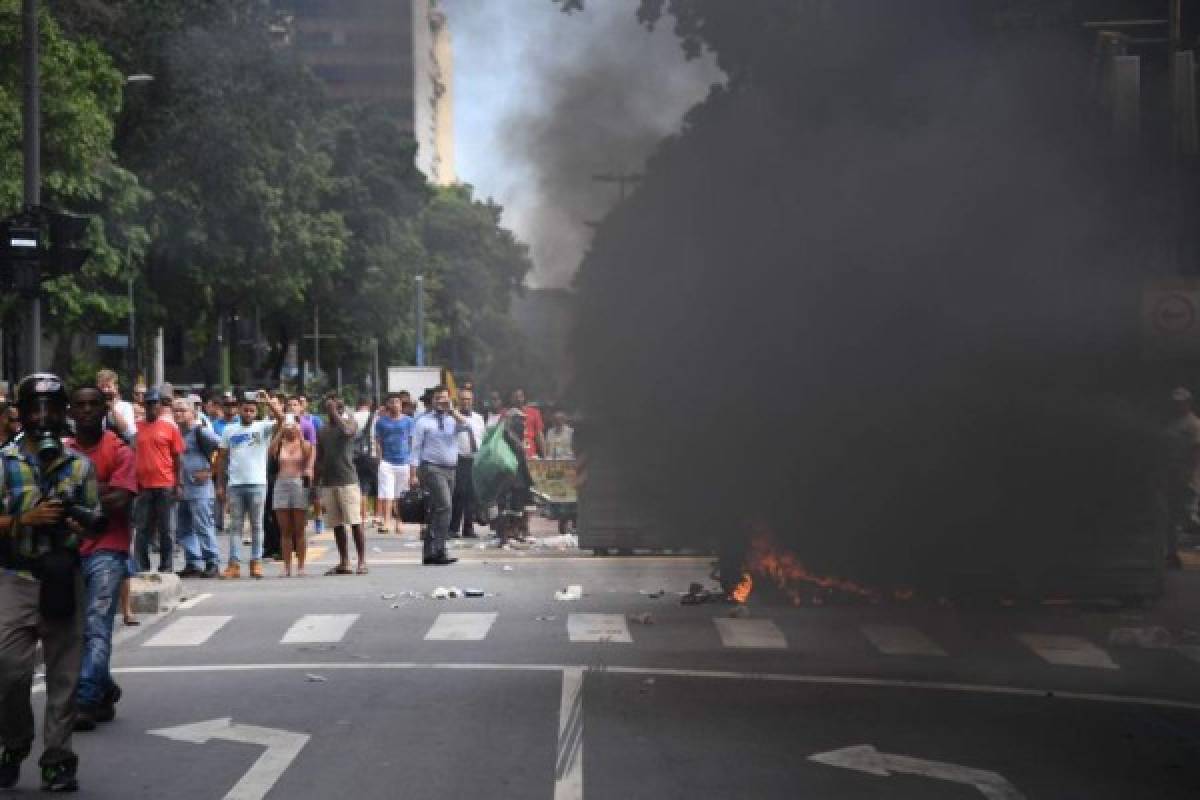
left=409, top=386, right=469, bottom=565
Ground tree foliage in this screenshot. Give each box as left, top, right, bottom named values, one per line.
left=17, top=0, right=536, bottom=388
left=0, top=0, right=147, bottom=367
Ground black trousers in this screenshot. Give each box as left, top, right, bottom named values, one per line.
left=450, top=456, right=475, bottom=536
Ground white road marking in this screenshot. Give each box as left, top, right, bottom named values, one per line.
left=144, top=616, right=232, bottom=647
left=567, top=614, right=632, bottom=643
left=555, top=667, right=584, bottom=800
left=424, top=612, right=498, bottom=641
left=148, top=718, right=310, bottom=800
left=110, top=662, right=1200, bottom=712
left=556, top=584, right=583, bottom=601
left=861, top=624, right=947, bottom=657
left=810, top=744, right=1025, bottom=799
left=1018, top=634, right=1118, bottom=670
left=280, top=614, right=359, bottom=644
left=177, top=593, right=213, bottom=610
left=713, top=618, right=787, bottom=649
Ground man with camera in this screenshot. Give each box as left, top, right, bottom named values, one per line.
left=0, top=374, right=103, bottom=791
left=66, top=386, right=137, bottom=734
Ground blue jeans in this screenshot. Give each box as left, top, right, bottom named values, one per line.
left=227, top=485, right=266, bottom=563
left=77, top=550, right=125, bottom=707
left=135, top=488, right=177, bottom=572
left=177, top=495, right=219, bottom=569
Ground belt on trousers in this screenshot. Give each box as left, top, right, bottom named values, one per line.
left=420, top=462, right=457, bottom=470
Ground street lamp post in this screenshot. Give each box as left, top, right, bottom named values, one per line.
left=123, top=74, right=153, bottom=383
left=21, top=0, right=40, bottom=374
left=414, top=274, right=425, bottom=367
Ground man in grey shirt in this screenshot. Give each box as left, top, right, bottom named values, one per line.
left=314, top=394, right=366, bottom=574
left=409, top=386, right=468, bottom=565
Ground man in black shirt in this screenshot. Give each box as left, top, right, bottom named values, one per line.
left=314, top=395, right=366, bottom=575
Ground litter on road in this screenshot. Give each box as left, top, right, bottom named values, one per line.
left=629, top=612, right=654, bottom=625
left=304, top=674, right=328, bottom=683
left=555, top=584, right=584, bottom=601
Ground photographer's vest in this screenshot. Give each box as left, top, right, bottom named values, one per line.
left=0, top=442, right=93, bottom=576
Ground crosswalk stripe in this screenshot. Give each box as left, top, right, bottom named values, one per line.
left=281, top=614, right=360, bottom=644
left=861, top=624, right=947, bottom=657
left=567, top=613, right=632, bottom=643
left=1018, top=634, right=1118, bottom=670
left=144, top=616, right=232, bottom=647
left=424, top=612, right=498, bottom=641
left=304, top=546, right=328, bottom=561
left=713, top=618, right=787, bottom=649
left=176, top=593, right=212, bottom=611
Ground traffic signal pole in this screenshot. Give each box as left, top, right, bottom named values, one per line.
left=22, top=0, right=41, bottom=373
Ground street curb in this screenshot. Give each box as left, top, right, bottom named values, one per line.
left=128, top=571, right=183, bottom=613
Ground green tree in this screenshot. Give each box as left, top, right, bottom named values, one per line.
left=0, top=0, right=147, bottom=373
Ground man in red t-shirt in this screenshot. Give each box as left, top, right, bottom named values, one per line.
left=67, top=385, right=137, bottom=730
left=508, top=388, right=545, bottom=459
left=133, top=387, right=184, bottom=573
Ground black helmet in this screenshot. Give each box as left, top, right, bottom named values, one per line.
left=14, top=373, right=68, bottom=411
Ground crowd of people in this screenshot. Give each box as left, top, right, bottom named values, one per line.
left=0, top=368, right=574, bottom=791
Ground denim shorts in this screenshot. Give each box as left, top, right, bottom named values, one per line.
left=273, top=477, right=308, bottom=510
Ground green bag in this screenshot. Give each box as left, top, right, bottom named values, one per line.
left=473, top=423, right=519, bottom=506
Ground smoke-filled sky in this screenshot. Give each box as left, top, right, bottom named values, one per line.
left=440, top=0, right=721, bottom=288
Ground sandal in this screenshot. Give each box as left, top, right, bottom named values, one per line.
left=323, top=566, right=353, bottom=576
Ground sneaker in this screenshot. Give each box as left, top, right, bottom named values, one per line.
left=176, top=565, right=203, bottom=579
left=40, top=760, right=78, bottom=793
left=249, top=560, right=264, bottom=579
left=201, top=563, right=220, bottom=579
left=222, top=562, right=241, bottom=580
left=0, top=746, right=29, bottom=789
left=94, top=683, right=121, bottom=723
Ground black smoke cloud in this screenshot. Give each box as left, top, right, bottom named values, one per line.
left=573, top=4, right=1180, bottom=598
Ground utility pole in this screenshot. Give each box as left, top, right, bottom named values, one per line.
left=302, top=302, right=335, bottom=390
left=372, top=337, right=381, bottom=405
left=414, top=274, right=425, bottom=367
left=21, top=0, right=40, bottom=374
left=127, top=249, right=136, bottom=381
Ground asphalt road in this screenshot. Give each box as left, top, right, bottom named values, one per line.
left=23, top=529, right=1200, bottom=798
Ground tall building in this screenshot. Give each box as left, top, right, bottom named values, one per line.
left=280, top=0, right=456, bottom=185
left=414, top=3, right=457, bottom=185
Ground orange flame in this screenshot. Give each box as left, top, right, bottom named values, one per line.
left=729, top=573, right=754, bottom=604
left=738, top=528, right=882, bottom=606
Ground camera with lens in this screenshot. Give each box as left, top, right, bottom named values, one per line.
left=31, top=496, right=106, bottom=620
left=55, top=497, right=108, bottom=537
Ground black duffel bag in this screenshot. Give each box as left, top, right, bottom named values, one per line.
left=398, top=488, right=429, bottom=524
